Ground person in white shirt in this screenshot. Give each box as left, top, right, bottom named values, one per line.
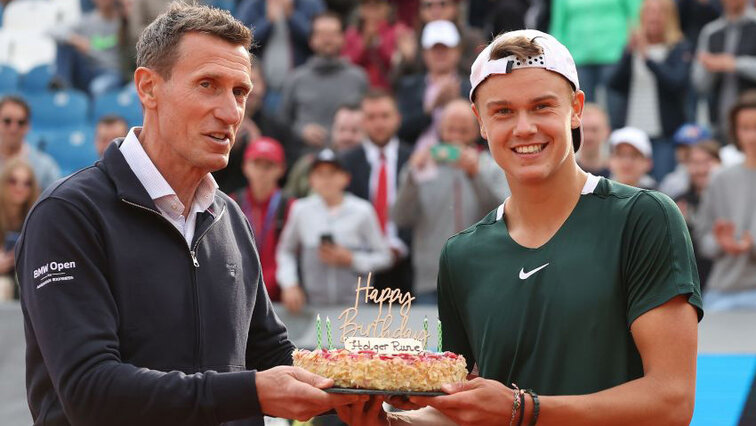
left=276, top=148, right=392, bottom=312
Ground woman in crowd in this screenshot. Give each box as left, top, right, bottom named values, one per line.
left=609, top=0, right=692, bottom=182
left=0, top=159, right=40, bottom=300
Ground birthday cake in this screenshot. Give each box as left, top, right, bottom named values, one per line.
left=293, top=348, right=467, bottom=392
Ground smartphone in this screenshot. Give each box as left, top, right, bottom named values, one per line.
left=320, top=233, right=334, bottom=245
left=430, top=144, right=461, bottom=163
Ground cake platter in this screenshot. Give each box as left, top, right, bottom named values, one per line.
left=324, top=387, right=444, bottom=397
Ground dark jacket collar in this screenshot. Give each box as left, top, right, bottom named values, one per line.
left=98, top=139, right=226, bottom=215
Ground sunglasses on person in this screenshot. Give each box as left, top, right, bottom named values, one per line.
left=6, top=177, right=32, bottom=188
left=1, top=117, right=28, bottom=127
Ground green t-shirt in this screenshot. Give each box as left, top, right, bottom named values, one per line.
left=438, top=175, right=703, bottom=396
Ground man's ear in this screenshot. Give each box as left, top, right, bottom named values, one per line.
left=571, top=89, right=586, bottom=130
left=134, top=67, right=161, bottom=110
left=471, top=102, right=488, bottom=140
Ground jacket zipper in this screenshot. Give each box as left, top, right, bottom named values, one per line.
left=121, top=199, right=226, bottom=370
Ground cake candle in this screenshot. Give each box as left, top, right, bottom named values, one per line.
left=326, top=316, right=333, bottom=350
left=423, top=316, right=429, bottom=350
left=437, top=319, right=442, bottom=352
left=316, top=314, right=322, bottom=350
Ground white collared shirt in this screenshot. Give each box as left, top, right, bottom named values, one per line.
left=120, top=127, right=218, bottom=248
left=362, top=137, right=407, bottom=255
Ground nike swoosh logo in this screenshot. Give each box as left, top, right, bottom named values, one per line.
left=519, top=263, right=550, bottom=280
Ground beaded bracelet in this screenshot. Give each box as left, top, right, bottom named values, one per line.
left=524, top=389, right=540, bottom=426
left=517, top=389, right=526, bottom=426
left=510, top=384, right=522, bottom=426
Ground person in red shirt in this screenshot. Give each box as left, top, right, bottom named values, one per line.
left=343, top=0, right=409, bottom=90
left=231, top=137, right=294, bottom=301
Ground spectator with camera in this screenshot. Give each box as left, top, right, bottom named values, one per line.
left=392, top=99, right=509, bottom=303
left=276, top=149, right=392, bottom=313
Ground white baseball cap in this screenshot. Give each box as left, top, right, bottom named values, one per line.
left=421, top=20, right=460, bottom=49
left=469, top=29, right=582, bottom=150
left=609, top=127, right=653, bottom=158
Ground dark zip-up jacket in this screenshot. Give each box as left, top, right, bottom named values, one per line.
left=16, top=142, right=295, bottom=425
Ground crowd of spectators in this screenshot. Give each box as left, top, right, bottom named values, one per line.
left=0, top=0, right=755, bottom=313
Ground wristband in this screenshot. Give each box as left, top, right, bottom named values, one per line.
left=524, top=389, right=540, bottom=426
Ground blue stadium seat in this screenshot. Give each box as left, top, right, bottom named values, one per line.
left=36, top=126, right=97, bottom=176
left=26, top=90, right=89, bottom=130
left=0, top=64, right=19, bottom=94
left=93, top=88, right=142, bottom=128
left=19, top=64, right=55, bottom=94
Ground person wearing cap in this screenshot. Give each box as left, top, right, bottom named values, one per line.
left=608, top=126, right=657, bottom=189
left=337, top=29, right=701, bottom=426
left=694, top=91, right=756, bottom=311
left=279, top=11, right=368, bottom=155
left=395, top=19, right=471, bottom=148
left=231, top=137, right=293, bottom=304
left=658, top=123, right=713, bottom=198
left=391, top=0, right=485, bottom=86
left=276, top=149, right=393, bottom=312
left=284, top=103, right=366, bottom=199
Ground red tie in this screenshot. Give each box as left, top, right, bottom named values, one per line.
left=374, top=152, right=388, bottom=234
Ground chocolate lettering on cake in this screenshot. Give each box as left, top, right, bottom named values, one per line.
left=338, top=274, right=429, bottom=353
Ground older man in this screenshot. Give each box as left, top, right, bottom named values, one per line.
left=16, top=4, right=355, bottom=425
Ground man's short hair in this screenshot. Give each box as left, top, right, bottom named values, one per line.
left=97, top=114, right=128, bottom=128
left=361, top=88, right=396, bottom=106
left=311, top=11, right=345, bottom=32
left=335, top=103, right=361, bottom=115
left=0, top=95, right=31, bottom=120
left=729, top=90, right=756, bottom=150
left=136, top=2, right=253, bottom=79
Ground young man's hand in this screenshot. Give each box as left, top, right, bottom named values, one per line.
left=409, top=378, right=513, bottom=426
left=256, top=366, right=361, bottom=421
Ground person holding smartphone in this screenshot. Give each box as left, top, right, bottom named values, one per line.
left=276, top=149, right=393, bottom=313
left=392, top=98, right=509, bottom=303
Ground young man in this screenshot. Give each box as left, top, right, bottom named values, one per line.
left=608, top=126, right=656, bottom=189
left=17, top=4, right=357, bottom=425
left=338, top=29, right=702, bottom=426
left=694, top=91, right=756, bottom=310
left=276, top=149, right=392, bottom=313
left=232, top=137, right=292, bottom=303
